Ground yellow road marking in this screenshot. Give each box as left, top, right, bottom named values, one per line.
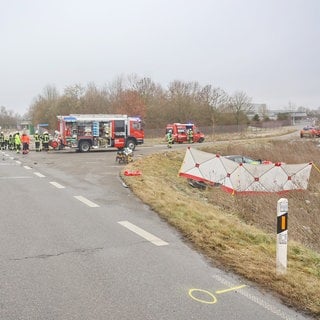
left=215, top=284, right=247, bottom=294
left=189, top=289, right=217, bottom=304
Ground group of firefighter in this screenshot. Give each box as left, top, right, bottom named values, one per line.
left=166, top=128, right=194, bottom=148
left=0, top=130, right=50, bottom=153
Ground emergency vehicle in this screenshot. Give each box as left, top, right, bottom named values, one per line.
left=50, top=114, right=144, bottom=152
left=165, top=123, right=204, bottom=144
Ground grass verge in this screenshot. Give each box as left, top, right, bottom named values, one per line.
left=122, top=140, right=320, bottom=318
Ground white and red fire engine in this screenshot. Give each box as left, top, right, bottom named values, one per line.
left=50, top=114, right=144, bottom=152
left=165, top=123, right=205, bottom=144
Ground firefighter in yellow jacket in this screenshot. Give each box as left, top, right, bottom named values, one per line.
left=34, top=130, right=41, bottom=151
left=14, top=132, right=22, bottom=153
left=166, top=130, right=173, bottom=148
left=42, top=131, right=50, bottom=151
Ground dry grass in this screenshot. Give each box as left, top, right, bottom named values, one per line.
left=144, top=126, right=296, bottom=145
left=122, top=138, right=320, bottom=318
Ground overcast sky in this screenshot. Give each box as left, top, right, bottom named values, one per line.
left=1, top=0, right=319, bottom=115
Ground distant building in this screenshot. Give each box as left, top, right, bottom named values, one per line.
left=249, top=104, right=308, bottom=124
left=268, top=110, right=307, bottom=124
left=19, top=119, right=34, bottom=134
left=248, top=103, right=268, bottom=120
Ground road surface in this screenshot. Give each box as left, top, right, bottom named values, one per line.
left=0, top=144, right=312, bottom=320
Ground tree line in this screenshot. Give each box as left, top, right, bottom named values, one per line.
left=0, top=106, right=21, bottom=130
left=26, top=75, right=254, bottom=130
left=2, top=74, right=318, bottom=132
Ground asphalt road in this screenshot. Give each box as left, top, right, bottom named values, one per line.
left=0, top=143, right=312, bottom=320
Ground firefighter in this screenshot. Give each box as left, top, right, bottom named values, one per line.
left=34, top=130, right=41, bottom=151
left=14, top=132, right=21, bottom=153
left=42, top=131, right=50, bottom=151
left=0, top=132, right=4, bottom=150
left=4, top=134, right=9, bottom=150
left=187, top=128, right=194, bottom=143
left=166, top=130, right=173, bottom=148
left=8, top=134, right=14, bottom=150
left=21, top=133, right=30, bottom=154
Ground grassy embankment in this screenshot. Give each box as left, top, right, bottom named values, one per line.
left=122, top=131, right=320, bottom=318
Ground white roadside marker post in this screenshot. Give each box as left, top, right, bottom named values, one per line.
left=276, top=198, right=288, bottom=275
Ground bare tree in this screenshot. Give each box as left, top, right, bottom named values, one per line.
left=0, top=106, right=21, bottom=129
left=200, top=85, right=230, bottom=132
left=81, top=82, right=111, bottom=114
left=167, top=80, right=210, bottom=125
left=228, top=91, right=252, bottom=129
left=128, top=75, right=167, bottom=127
left=28, top=85, right=60, bottom=129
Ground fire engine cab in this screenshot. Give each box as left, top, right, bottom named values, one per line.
left=50, top=114, right=144, bottom=152
left=165, top=123, right=204, bottom=144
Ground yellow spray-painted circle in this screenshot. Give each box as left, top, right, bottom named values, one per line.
left=188, top=289, right=217, bottom=304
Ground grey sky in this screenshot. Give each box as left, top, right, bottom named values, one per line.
left=1, top=0, right=319, bottom=115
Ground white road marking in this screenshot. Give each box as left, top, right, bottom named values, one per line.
left=74, top=195, right=100, bottom=207
left=23, top=165, right=32, bottom=170
left=0, top=176, right=31, bottom=179
left=16, top=161, right=21, bottom=165
left=212, top=274, right=295, bottom=320
left=49, top=181, right=65, bottom=189
left=34, top=172, right=46, bottom=178
left=118, top=221, right=169, bottom=246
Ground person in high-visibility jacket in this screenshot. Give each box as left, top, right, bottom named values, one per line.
left=166, top=130, right=173, bottom=148
left=21, top=133, right=30, bottom=154
left=42, top=131, right=50, bottom=151
left=0, top=132, right=4, bottom=150
left=14, top=132, right=22, bottom=153
left=8, top=134, right=14, bottom=150
left=34, top=130, right=41, bottom=151
left=187, top=128, right=194, bottom=143
left=4, top=134, right=9, bottom=150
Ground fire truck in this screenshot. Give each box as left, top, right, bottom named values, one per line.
left=165, top=123, right=205, bottom=144
left=50, top=114, right=144, bottom=152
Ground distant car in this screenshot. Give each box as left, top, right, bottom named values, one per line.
left=312, top=127, right=320, bottom=137
left=224, top=155, right=263, bottom=164
left=187, top=178, right=207, bottom=190
left=224, top=155, right=275, bottom=165
left=300, top=126, right=320, bottom=138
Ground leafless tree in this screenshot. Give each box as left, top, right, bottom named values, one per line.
left=228, top=91, right=252, bottom=129
left=0, top=106, right=21, bottom=129
left=27, top=75, right=257, bottom=133
left=28, top=85, right=60, bottom=129
left=199, top=85, right=230, bottom=132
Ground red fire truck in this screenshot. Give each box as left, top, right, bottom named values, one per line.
left=165, top=123, right=205, bottom=144
left=50, top=114, right=144, bottom=152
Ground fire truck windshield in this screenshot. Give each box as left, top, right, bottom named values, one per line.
left=132, top=122, right=142, bottom=130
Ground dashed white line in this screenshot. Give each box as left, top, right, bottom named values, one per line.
left=0, top=176, right=31, bottom=179
left=212, top=274, right=295, bottom=320
left=34, top=172, right=46, bottom=178
left=118, top=221, right=169, bottom=246
left=50, top=181, right=65, bottom=189
left=23, top=165, right=32, bottom=170
left=74, top=195, right=100, bottom=207
left=15, top=161, right=21, bottom=165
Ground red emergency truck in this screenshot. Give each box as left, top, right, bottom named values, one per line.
left=165, top=123, right=204, bottom=144
left=50, top=114, right=144, bottom=152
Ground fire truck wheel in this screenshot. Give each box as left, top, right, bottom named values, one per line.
left=79, top=140, right=91, bottom=152
left=126, top=139, right=136, bottom=151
